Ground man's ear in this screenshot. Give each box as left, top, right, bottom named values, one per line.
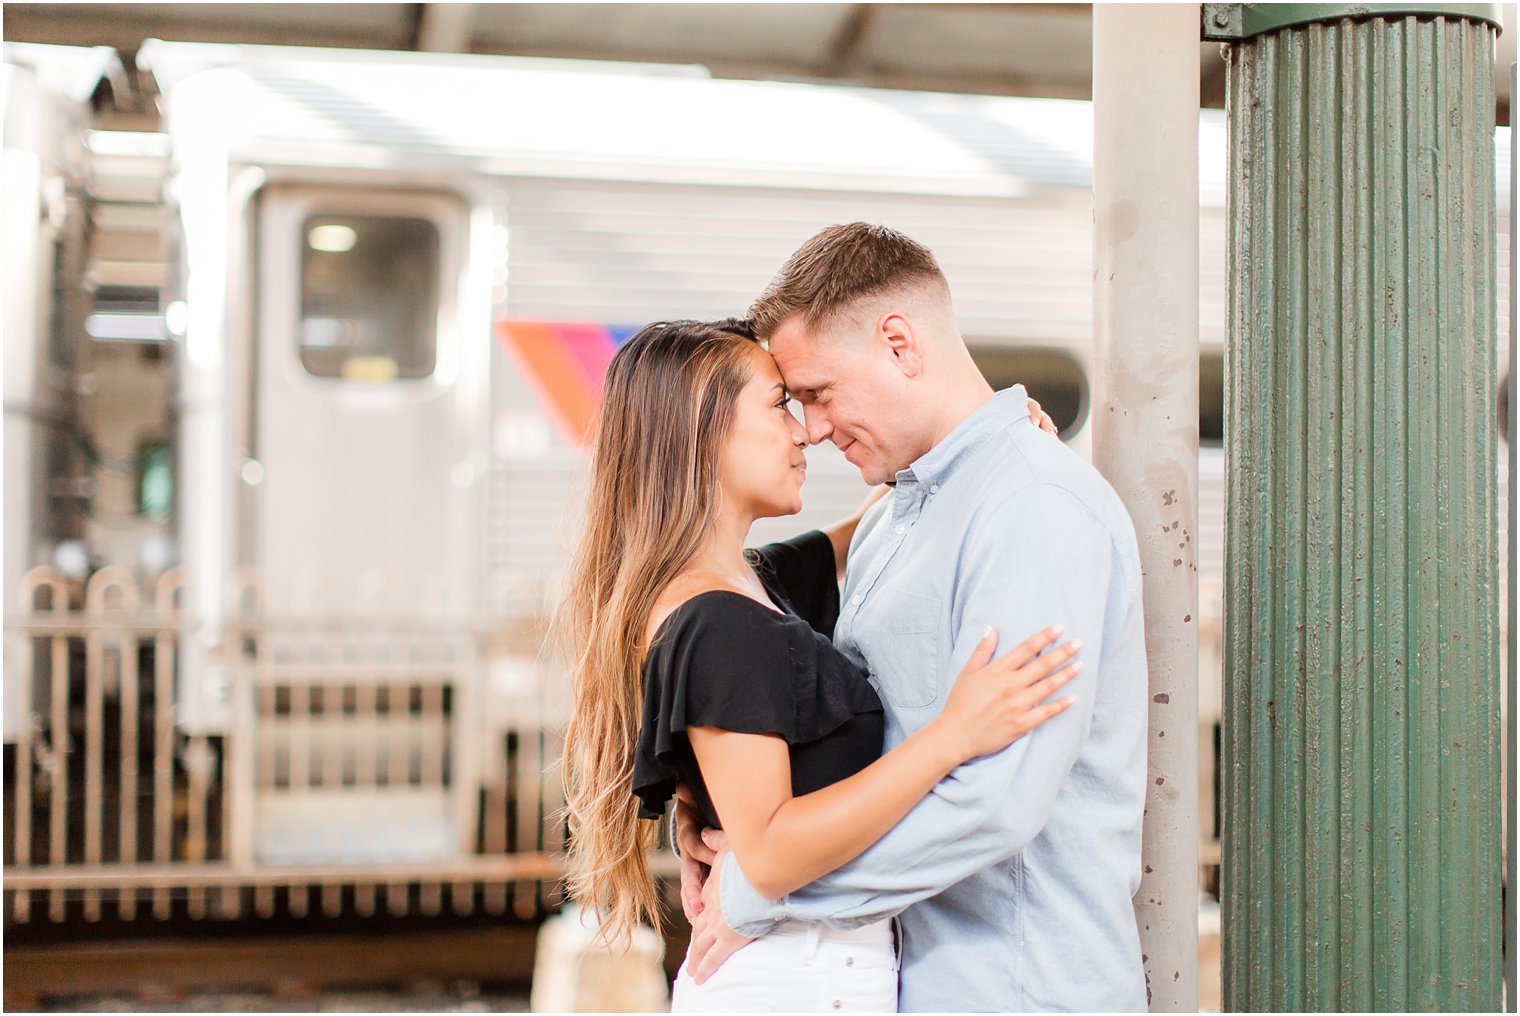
left=877, top=312, right=925, bottom=378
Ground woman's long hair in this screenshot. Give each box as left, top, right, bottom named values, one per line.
left=555, top=318, right=760, bottom=946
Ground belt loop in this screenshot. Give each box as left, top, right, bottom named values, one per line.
left=803, top=921, right=823, bottom=962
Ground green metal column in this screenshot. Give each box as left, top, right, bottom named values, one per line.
left=1207, top=4, right=1504, bottom=1010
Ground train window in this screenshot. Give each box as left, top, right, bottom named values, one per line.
left=298, top=215, right=440, bottom=380
left=968, top=346, right=1088, bottom=439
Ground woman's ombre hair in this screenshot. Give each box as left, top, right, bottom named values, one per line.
left=556, top=318, right=761, bottom=946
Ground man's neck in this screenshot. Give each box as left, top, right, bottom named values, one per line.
left=924, top=369, right=998, bottom=452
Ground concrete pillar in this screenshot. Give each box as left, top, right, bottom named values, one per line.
left=1092, top=6, right=1201, bottom=1011
left=529, top=905, right=668, bottom=1013
left=1206, top=5, right=1504, bottom=1009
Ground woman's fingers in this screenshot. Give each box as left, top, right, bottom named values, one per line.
left=1020, top=660, right=1082, bottom=703
left=963, top=626, right=1000, bottom=674
left=997, top=624, right=1062, bottom=670
left=993, top=636, right=1079, bottom=686
left=1023, top=639, right=1082, bottom=680
left=1034, top=696, right=1076, bottom=722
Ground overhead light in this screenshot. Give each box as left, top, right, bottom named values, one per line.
left=164, top=300, right=189, bottom=336
left=308, top=223, right=357, bottom=253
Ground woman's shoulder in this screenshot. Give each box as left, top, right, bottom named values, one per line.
left=647, top=587, right=794, bottom=659
left=646, top=571, right=788, bottom=644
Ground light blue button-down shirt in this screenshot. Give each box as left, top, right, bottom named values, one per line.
left=720, top=385, right=1149, bottom=1012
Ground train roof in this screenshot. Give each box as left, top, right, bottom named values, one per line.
left=139, top=39, right=1236, bottom=204
left=3, top=43, right=125, bottom=166
left=3, top=42, right=123, bottom=103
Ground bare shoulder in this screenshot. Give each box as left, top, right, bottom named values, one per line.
left=645, top=570, right=751, bottom=644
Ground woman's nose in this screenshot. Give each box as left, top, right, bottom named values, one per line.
left=787, top=415, right=809, bottom=446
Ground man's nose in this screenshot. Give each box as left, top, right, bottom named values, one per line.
left=803, top=408, right=832, bottom=446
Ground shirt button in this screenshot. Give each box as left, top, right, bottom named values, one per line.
left=894, top=523, right=905, bottom=535
left=846, top=956, right=855, bottom=967
left=833, top=1002, right=842, bottom=1010
left=851, top=594, right=862, bottom=605
left=930, top=484, right=939, bottom=494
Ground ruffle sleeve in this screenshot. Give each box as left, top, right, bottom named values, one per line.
left=631, top=592, right=879, bottom=821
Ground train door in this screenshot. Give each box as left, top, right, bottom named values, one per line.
left=252, top=186, right=477, bottom=621
left=248, top=186, right=482, bottom=865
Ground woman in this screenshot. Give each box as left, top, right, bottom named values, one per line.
left=558, top=319, right=1079, bottom=1011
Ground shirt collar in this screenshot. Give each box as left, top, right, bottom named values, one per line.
left=894, top=384, right=1030, bottom=491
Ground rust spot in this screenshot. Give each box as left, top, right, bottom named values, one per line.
left=1172, top=558, right=1183, bottom=567
left=1183, top=614, right=1192, bottom=622
left=1154, top=693, right=1170, bottom=704
left=1155, top=776, right=1165, bottom=785
left=1144, top=865, right=1154, bottom=874
left=1267, top=700, right=1277, bottom=729
left=1162, top=490, right=1176, bottom=506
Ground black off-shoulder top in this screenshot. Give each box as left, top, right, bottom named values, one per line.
left=632, top=530, right=885, bottom=829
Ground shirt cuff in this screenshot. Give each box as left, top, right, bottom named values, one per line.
left=718, top=853, right=786, bottom=937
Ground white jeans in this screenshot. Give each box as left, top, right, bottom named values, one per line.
left=671, top=918, right=898, bottom=1013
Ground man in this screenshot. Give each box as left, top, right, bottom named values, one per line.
left=677, top=223, right=1149, bottom=1011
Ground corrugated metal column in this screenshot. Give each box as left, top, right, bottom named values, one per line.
left=1506, top=59, right=1516, bottom=1015
left=1092, top=6, right=1200, bottom=1011
left=1207, top=5, right=1504, bottom=1010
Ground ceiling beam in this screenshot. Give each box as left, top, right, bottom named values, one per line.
left=415, top=3, right=476, bottom=53
left=824, top=4, right=876, bottom=78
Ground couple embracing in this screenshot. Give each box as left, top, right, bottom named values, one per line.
left=559, top=223, right=1148, bottom=1013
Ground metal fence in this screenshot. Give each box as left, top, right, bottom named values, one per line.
left=3, top=566, right=566, bottom=924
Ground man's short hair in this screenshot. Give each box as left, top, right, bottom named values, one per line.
left=749, top=222, right=949, bottom=340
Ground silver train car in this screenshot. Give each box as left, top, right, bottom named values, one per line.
left=3, top=40, right=1510, bottom=924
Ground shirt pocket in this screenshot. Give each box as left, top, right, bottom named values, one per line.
left=864, top=587, right=942, bottom=710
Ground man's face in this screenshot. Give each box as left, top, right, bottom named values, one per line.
left=767, top=313, right=922, bottom=486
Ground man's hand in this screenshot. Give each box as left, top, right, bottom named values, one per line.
left=686, top=831, right=756, bottom=984
left=673, top=784, right=715, bottom=921
left=1028, top=397, right=1059, bottom=437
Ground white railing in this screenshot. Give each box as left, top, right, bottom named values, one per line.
left=3, top=566, right=566, bottom=924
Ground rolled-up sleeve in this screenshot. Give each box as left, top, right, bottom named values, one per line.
left=721, top=484, right=1120, bottom=933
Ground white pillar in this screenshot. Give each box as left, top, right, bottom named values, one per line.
left=1092, top=6, right=1200, bottom=1011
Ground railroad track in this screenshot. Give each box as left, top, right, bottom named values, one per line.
left=4, top=919, right=694, bottom=1012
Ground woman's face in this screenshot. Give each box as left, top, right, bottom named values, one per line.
left=718, top=347, right=810, bottom=520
